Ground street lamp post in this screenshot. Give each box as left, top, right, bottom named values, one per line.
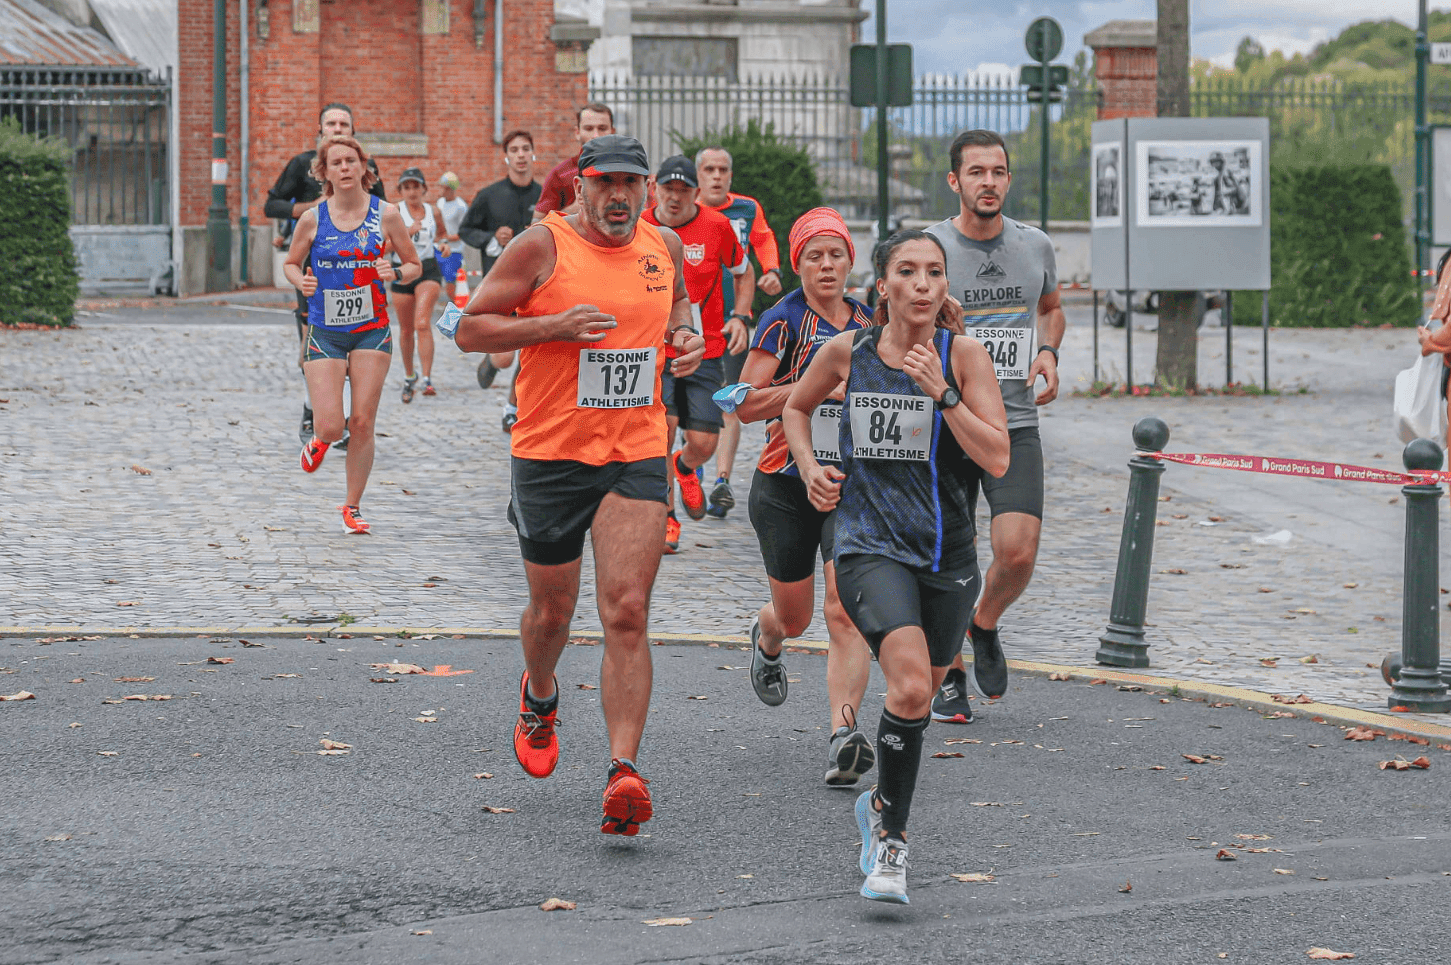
left=1416, top=0, right=1429, bottom=286
left=206, top=0, right=232, bottom=292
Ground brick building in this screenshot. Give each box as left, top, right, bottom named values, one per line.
left=176, top=0, right=594, bottom=294
left=1084, top=19, right=1157, bottom=121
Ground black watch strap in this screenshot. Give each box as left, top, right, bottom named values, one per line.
left=1037, top=344, right=1059, bottom=362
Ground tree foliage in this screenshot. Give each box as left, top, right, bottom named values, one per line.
left=0, top=118, right=78, bottom=326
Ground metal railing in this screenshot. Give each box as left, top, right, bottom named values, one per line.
left=0, top=66, right=171, bottom=226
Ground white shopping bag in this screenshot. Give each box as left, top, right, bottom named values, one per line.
left=1394, top=349, right=1447, bottom=445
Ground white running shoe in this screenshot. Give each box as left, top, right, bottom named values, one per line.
left=861, top=836, right=909, bottom=904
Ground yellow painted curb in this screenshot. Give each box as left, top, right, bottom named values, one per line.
left=4, top=625, right=1449, bottom=745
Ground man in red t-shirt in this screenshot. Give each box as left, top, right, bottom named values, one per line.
left=641, top=155, right=754, bottom=553
left=531, top=102, right=616, bottom=222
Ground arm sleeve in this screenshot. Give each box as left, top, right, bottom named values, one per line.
left=748, top=203, right=781, bottom=274
left=263, top=156, right=304, bottom=220
left=458, top=187, right=492, bottom=249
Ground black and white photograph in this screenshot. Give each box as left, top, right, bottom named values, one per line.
left=1135, top=139, right=1262, bottom=227
left=1091, top=142, right=1122, bottom=227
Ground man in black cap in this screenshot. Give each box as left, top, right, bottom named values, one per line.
left=640, top=155, right=753, bottom=551
left=453, top=134, right=706, bottom=838
left=264, top=103, right=386, bottom=445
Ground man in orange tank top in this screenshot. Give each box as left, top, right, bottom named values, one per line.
left=455, top=135, right=705, bottom=837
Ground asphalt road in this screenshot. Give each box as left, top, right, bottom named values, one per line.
left=4, top=635, right=1449, bottom=964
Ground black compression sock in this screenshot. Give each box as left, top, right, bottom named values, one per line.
left=523, top=684, right=557, bottom=715
left=675, top=452, right=694, bottom=475
left=875, top=709, right=929, bottom=837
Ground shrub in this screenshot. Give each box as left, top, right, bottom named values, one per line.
left=675, top=119, right=824, bottom=315
left=0, top=117, right=79, bottom=327
left=1231, top=163, right=1418, bottom=328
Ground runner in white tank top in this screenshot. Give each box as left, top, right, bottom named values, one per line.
left=436, top=172, right=470, bottom=305
left=389, top=167, right=451, bottom=401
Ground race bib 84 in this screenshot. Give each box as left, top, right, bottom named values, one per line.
left=847, top=392, right=933, bottom=462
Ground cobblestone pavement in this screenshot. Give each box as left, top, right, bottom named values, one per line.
left=2, top=298, right=1447, bottom=721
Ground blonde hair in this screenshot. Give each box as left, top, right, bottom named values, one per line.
left=309, top=135, right=378, bottom=197
left=871, top=230, right=964, bottom=335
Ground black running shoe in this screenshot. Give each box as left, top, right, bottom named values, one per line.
left=502, top=410, right=518, bottom=434
left=931, top=668, right=974, bottom=723
left=706, top=476, right=734, bottom=518
left=968, top=615, right=1008, bottom=700
left=748, top=615, right=787, bottom=706
left=477, top=356, right=499, bottom=390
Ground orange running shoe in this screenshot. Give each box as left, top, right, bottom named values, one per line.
left=674, top=453, right=707, bottom=520
left=300, top=438, right=329, bottom=473
left=339, top=504, right=370, bottom=534
left=664, top=514, right=681, bottom=555
left=513, top=672, right=560, bottom=778
left=601, top=758, right=652, bottom=836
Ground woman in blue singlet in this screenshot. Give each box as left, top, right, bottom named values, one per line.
left=783, top=230, right=1009, bottom=905
left=283, top=134, right=419, bottom=534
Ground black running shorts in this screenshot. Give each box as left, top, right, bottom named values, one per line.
left=979, top=425, right=1044, bottom=520
left=747, top=469, right=836, bottom=584
left=834, top=553, right=980, bottom=667
left=508, top=456, right=668, bottom=566
left=662, top=356, right=725, bottom=433
left=390, top=258, right=445, bottom=295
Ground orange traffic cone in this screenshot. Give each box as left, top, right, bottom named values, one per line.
left=453, top=265, right=470, bottom=309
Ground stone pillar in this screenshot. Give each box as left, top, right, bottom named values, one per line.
left=1085, top=20, right=1157, bottom=120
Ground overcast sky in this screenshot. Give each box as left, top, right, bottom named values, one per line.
left=861, top=1, right=1427, bottom=76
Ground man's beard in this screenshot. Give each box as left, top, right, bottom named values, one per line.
left=586, top=199, right=640, bottom=238
left=968, top=193, right=1000, bottom=221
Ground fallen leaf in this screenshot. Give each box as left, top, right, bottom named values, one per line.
left=1117, top=684, right=1143, bottom=692
left=481, top=805, right=515, bottom=814
left=422, top=583, right=438, bottom=588
left=1305, top=949, right=1355, bottom=961
left=473, top=772, right=493, bottom=780
left=370, top=677, right=399, bottom=684
left=1300, top=655, right=1320, bottom=664
left=401, top=489, right=416, bottom=496
left=1208, top=516, right=1224, bottom=522
left=577, top=683, right=597, bottom=690
left=1290, top=608, right=1317, bottom=615
left=1236, top=834, right=1272, bottom=840
left=67, top=677, right=85, bottom=684
left=411, top=930, right=432, bottom=936
left=539, top=898, right=576, bottom=911
left=419, top=665, right=473, bottom=677
left=1, top=691, right=37, bottom=701
left=950, top=872, right=996, bottom=883
left=45, top=834, right=73, bottom=842
left=264, top=525, right=285, bottom=532
left=317, top=749, right=349, bottom=756
left=1343, top=582, right=1358, bottom=589
left=1148, top=765, right=1166, bottom=770
left=97, top=750, right=118, bottom=757
left=944, top=738, right=982, bottom=745
left=413, top=716, right=438, bottom=723
left=642, top=917, right=693, bottom=927
left=1172, top=513, right=1188, bottom=519
left=68, top=722, right=81, bottom=728
left=1411, top=756, right=1432, bottom=769
left=1215, top=849, right=1237, bottom=861
left=930, top=750, right=966, bottom=759
left=1271, top=694, right=1314, bottom=704
left=130, top=464, right=152, bottom=475
left=1088, top=679, right=1108, bottom=685
left=1344, top=727, right=1382, bottom=742
left=1048, top=672, right=1071, bottom=681
left=1274, top=868, right=1295, bottom=875
left=1162, top=568, right=1188, bottom=575
left=207, top=657, right=234, bottom=665
left=686, top=695, right=708, bottom=700
left=1119, top=880, right=1132, bottom=893
left=1183, top=754, right=1208, bottom=764
left=371, top=663, right=426, bottom=675
left=1258, top=587, right=1274, bottom=593
left=1259, top=658, right=1278, bottom=668
left=116, top=601, right=139, bottom=607
left=320, top=739, right=351, bottom=751
left=114, top=676, right=154, bottom=683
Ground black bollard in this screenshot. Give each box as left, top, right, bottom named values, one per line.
left=1096, top=417, right=1171, bottom=668
left=1388, top=439, right=1451, bottom=711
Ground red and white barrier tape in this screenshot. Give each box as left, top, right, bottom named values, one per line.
left=1149, top=451, right=1449, bottom=486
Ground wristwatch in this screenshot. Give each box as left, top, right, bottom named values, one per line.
left=1037, top=344, right=1060, bottom=362
left=935, top=387, right=962, bottom=411
left=729, top=313, right=752, bottom=325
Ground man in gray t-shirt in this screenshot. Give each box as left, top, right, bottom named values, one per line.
left=923, top=129, right=1065, bottom=723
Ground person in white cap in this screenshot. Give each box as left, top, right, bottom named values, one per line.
left=436, top=172, right=470, bottom=307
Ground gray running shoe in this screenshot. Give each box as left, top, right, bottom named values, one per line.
left=931, top=668, right=974, bottom=723
left=855, top=787, right=883, bottom=874
left=402, top=375, right=418, bottom=404
left=968, top=613, right=1008, bottom=700
left=826, top=726, right=875, bottom=786
left=477, top=356, right=499, bottom=389
left=748, top=615, right=787, bottom=706
left=861, top=836, right=909, bottom=904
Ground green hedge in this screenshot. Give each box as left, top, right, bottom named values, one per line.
left=1231, top=163, right=1418, bottom=328
left=674, top=119, right=824, bottom=316
left=0, top=118, right=79, bottom=326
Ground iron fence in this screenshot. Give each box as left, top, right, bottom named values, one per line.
left=0, top=66, right=171, bottom=226
left=591, top=71, right=1451, bottom=226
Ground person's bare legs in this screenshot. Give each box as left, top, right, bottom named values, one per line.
left=392, top=291, right=417, bottom=378
left=591, top=492, right=668, bottom=762
left=519, top=558, right=583, bottom=704
left=303, top=358, right=348, bottom=443
left=715, top=410, right=743, bottom=480
left=340, top=349, right=390, bottom=508
left=489, top=351, right=515, bottom=372
left=947, top=512, right=1041, bottom=675
left=823, top=561, right=871, bottom=733
left=755, top=575, right=813, bottom=659
left=411, top=281, right=440, bottom=381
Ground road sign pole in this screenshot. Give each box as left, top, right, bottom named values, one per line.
left=1417, top=0, right=1429, bottom=285
left=1040, top=25, right=1050, bottom=232
left=876, top=0, right=889, bottom=244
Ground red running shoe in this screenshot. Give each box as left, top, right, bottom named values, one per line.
left=339, top=504, right=370, bottom=534
left=513, top=672, right=560, bottom=778
left=300, top=438, right=329, bottom=473
left=664, top=514, right=681, bottom=555
left=601, top=758, right=652, bottom=836
left=674, top=454, right=707, bottom=520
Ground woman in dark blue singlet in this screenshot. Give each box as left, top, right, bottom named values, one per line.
left=782, top=230, right=1009, bottom=905
left=283, top=134, right=419, bottom=534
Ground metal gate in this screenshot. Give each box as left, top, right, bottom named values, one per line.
left=0, top=66, right=172, bottom=293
